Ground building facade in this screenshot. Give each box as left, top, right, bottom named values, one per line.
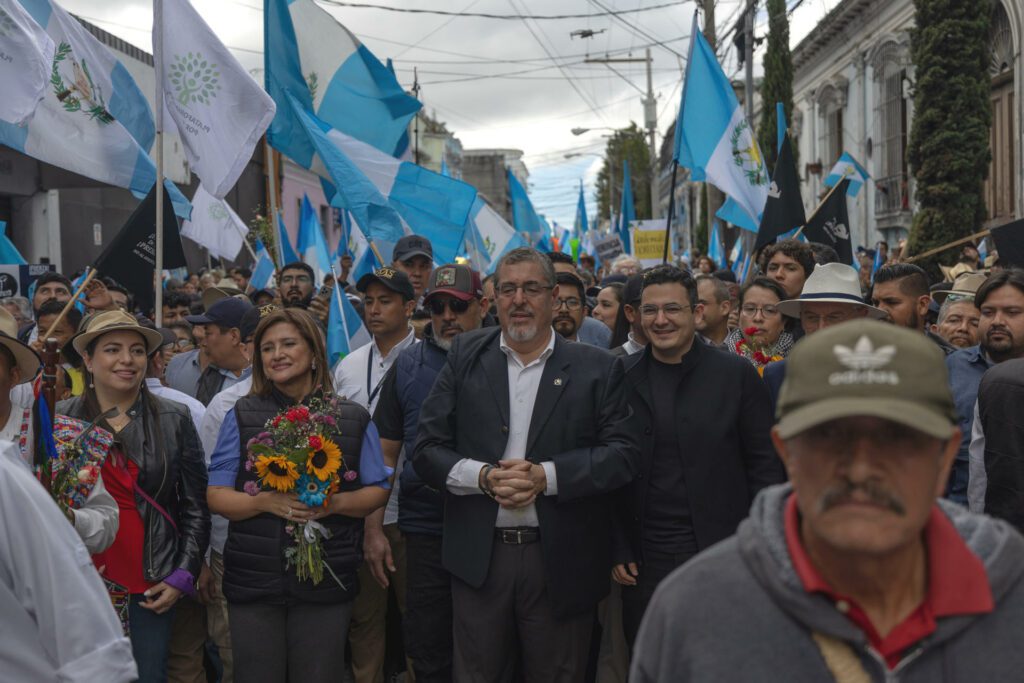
left=461, top=148, right=529, bottom=224
left=792, top=0, right=1021, bottom=249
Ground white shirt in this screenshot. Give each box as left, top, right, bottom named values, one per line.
left=445, top=332, right=559, bottom=527
left=199, top=376, right=253, bottom=554
left=620, top=333, right=645, bottom=356
left=0, top=442, right=137, bottom=682
left=3, top=390, right=119, bottom=554
left=334, top=327, right=418, bottom=526
left=146, top=378, right=206, bottom=435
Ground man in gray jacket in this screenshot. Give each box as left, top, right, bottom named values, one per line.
left=632, top=320, right=1024, bottom=681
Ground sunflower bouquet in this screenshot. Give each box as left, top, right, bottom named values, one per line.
left=244, top=398, right=356, bottom=585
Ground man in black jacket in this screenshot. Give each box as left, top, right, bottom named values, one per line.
left=413, top=247, right=639, bottom=682
left=612, top=265, right=785, bottom=647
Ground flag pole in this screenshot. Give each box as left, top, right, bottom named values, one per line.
left=266, top=138, right=285, bottom=268
left=154, top=0, right=165, bottom=327
left=792, top=168, right=852, bottom=240
left=661, top=163, right=679, bottom=264
left=330, top=264, right=352, bottom=348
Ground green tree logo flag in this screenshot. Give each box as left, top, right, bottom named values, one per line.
left=170, top=52, right=221, bottom=106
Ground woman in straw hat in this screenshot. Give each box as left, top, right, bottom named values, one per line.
left=58, top=310, right=210, bottom=682
left=207, top=307, right=391, bottom=682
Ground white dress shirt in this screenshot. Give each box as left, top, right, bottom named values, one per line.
left=445, top=331, right=559, bottom=527
left=0, top=442, right=137, bottom=682
left=334, top=327, right=418, bottom=526
left=146, top=377, right=206, bottom=435
left=199, top=376, right=253, bottom=555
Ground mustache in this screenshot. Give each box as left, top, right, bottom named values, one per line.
left=440, top=323, right=463, bottom=334
left=987, top=326, right=1012, bottom=338
left=818, top=479, right=905, bottom=515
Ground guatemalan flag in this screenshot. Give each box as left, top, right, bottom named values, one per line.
left=297, top=194, right=333, bottom=284
left=264, top=0, right=421, bottom=160
left=674, top=14, right=769, bottom=233
left=0, top=0, right=190, bottom=218
left=249, top=237, right=276, bottom=291
left=327, top=286, right=370, bottom=367
left=465, top=197, right=528, bottom=275
left=824, top=152, right=871, bottom=197
left=0, top=0, right=52, bottom=125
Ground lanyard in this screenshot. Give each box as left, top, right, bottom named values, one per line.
left=366, top=346, right=387, bottom=407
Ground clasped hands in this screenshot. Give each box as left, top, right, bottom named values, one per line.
left=480, top=460, right=547, bottom=510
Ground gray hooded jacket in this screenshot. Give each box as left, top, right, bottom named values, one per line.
left=630, top=484, right=1024, bottom=682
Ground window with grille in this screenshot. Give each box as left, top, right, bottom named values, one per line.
left=985, top=1, right=1016, bottom=222
left=875, top=60, right=909, bottom=216
left=817, top=85, right=844, bottom=170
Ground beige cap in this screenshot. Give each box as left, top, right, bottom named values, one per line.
left=0, top=307, right=40, bottom=382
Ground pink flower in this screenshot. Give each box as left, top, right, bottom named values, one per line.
left=343, top=470, right=358, bottom=482
left=243, top=481, right=261, bottom=496
left=244, top=459, right=253, bottom=472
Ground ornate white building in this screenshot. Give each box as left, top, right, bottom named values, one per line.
left=791, top=0, right=1020, bottom=249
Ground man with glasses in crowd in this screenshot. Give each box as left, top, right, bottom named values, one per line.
left=414, top=247, right=638, bottom=681
left=548, top=252, right=612, bottom=349
left=614, top=265, right=783, bottom=648
left=552, top=271, right=588, bottom=343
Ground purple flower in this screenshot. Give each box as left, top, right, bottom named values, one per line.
left=244, top=459, right=253, bottom=472
left=257, top=431, right=271, bottom=440
left=321, top=415, right=337, bottom=427
left=243, top=481, right=261, bottom=496
left=343, top=470, right=358, bottom=482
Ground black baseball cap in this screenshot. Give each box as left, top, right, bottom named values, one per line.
left=393, top=235, right=433, bottom=262
left=186, top=297, right=253, bottom=329
left=357, top=266, right=416, bottom=301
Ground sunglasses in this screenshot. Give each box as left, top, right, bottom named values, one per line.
left=428, top=298, right=471, bottom=315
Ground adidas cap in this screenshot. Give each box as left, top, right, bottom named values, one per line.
left=776, top=320, right=958, bottom=440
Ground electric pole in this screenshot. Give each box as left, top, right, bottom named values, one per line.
left=744, top=0, right=756, bottom=125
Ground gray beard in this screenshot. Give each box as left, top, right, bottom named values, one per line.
left=434, top=336, right=452, bottom=351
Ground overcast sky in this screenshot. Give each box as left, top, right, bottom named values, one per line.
left=61, top=0, right=843, bottom=227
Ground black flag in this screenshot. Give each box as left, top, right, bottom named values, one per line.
left=990, top=218, right=1024, bottom=268
left=755, top=131, right=806, bottom=250
left=94, top=182, right=187, bottom=313
left=803, top=178, right=853, bottom=265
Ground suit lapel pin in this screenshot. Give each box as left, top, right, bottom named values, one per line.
left=554, top=378, right=563, bottom=386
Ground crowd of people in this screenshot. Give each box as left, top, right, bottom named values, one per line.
left=4, top=231, right=1024, bottom=682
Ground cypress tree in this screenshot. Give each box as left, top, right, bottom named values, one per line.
left=757, top=0, right=796, bottom=175
left=906, top=0, right=992, bottom=277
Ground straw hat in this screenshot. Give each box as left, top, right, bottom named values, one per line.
left=776, top=263, right=887, bottom=319
left=932, top=272, right=988, bottom=305
left=0, top=307, right=40, bottom=382
left=201, top=277, right=245, bottom=309
left=72, top=310, right=164, bottom=356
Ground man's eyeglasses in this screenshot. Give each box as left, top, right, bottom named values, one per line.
left=555, top=298, right=582, bottom=311
left=496, top=282, right=553, bottom=298
left=428, top=298, right=471, bottom=315
left=640, top=304, right=692, bottom=318
left=740, top=304, right=780, bottom=317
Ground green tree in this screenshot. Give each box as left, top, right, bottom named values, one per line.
left=906, top=0, right=992, bottom=278
left=596, top=123, right=652, bottom=222
left=757, top=0, right=796, bottom=176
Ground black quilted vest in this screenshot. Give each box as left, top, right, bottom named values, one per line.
left=222, top=389, right=368, bottom=605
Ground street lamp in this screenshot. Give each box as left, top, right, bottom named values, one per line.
left=564, top=153, right=613, bottom=230
left=571, top=126, right=618, bottom=136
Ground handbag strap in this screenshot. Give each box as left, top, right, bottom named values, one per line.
left=133, top=480, right=178, bottom=533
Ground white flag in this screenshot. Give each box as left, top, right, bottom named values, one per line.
left=155, top=0, right=275, bottom=198
left=0, top=1, right=53, bottom=125
left=181, top=186, right=247, bottom=260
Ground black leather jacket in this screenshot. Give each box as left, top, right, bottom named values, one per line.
left=59, top=391, right=210, bottom=583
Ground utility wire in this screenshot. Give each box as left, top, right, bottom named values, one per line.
left=585, top=0, right=688, bottom=59
left=315, top=0, right=689, bottom=19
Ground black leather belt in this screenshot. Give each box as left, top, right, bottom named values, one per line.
left=495, top=527, right=540, bottom=544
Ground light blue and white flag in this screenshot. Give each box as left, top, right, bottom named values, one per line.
left=288, top=97, right=476, bottom=263
left=729, top=235, right=742, bottom=267
left=1, top=0, right=190, bottom=218
left=824, top=152, right=871, bottom=197
left=574, top=181, right=589, bottom=237
left=464, top=196, right=528, bottom=275
left=278, top=210, right=300, bottom=264
left=249, top=237, right=276, bottom=290
left=0, top=0, right=52, bottom=125
left=156, top=0, right=275, bottom=198
left=708, top=220, right=725, bottom=269
left=297, top=194, right=332, bottom=283
left=265, top=0, right=421, bottom=163
left=674, top=14, right=768, bottom=232
left=327, top=284, right=370, bottom=366
left=507, top=170, right=544, bottom=244
left=180, top=186, right=247, bottom=260
left=0, top=223, right=26, bottom=265
left=619, top=160, right=635, bottom=254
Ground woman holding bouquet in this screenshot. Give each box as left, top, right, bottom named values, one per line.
left=207, top=308, right=391, bottom=682
left=58, top=310, right=210, bottom=682
left=725, top=277, right=795, bottom=375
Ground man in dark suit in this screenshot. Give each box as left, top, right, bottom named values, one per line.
left=612, top=265, right=786, bottom=647
left=413, top=247, right=640, bottom=682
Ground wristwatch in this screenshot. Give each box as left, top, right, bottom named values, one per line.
left=479, top=464, right=497, bottom=500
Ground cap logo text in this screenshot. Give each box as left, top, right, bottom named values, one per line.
left=829, top=335, right=899, bottom=385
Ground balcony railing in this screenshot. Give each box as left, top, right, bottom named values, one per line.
left=874, top=173, right=909, bottom=217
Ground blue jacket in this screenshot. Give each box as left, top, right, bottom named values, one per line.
left=394, top=330, right=449, bottom=536
left=946, top=345, right=993, bottom=505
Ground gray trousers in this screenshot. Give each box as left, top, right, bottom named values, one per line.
left=228, top=600, right=353, bottom=683
left=452, top=541, right=594, bottom=683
